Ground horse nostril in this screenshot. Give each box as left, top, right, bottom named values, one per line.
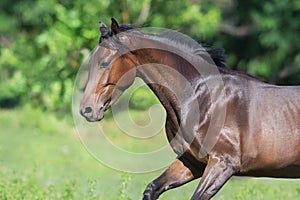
left=83, top=106, right=92, bottom=114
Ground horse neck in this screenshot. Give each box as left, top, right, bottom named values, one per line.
left=133, top=48, right=209, bottom=124
left=137, top=48, right=199, bottom=80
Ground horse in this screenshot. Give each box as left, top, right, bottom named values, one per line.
left=80, top=18, right=300, bottom=200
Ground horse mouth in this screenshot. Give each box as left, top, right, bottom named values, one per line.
left=92, top=98, right=111, bottom=122
left=80, top=99, right=113, bottom=122
left=103, top=99, right=112, bottom=112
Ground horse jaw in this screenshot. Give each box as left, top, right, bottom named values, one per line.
left=80, top=85, right=123, bottom=122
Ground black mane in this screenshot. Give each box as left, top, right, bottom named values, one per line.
left=117, top=24, right=227, bottom=68
left=119, top=24, right=135, bottom=32
left=203, top=47, right=227, bottom=68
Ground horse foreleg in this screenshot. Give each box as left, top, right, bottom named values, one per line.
left=143, top=158, right=205, bottom=200
left=191, top=156, right=237, bottom=200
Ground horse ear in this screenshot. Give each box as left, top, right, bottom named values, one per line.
left=99, top=21, right=111, bottom=37
left=111, top=18, right=120, bottom=35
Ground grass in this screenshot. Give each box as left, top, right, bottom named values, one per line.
left=0, top=105, right=299, bottom=199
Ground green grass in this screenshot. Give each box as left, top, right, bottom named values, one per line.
left=0, top=105, right=299, bottom=199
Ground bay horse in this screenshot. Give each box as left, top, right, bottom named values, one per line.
left=80, top=18, right=300, bottom=199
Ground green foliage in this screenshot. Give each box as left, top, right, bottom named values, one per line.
left=217, top=0, right=300, bottom=84
left=84, top=178, right=100, bottom=200
left=0, top=169, right=49, bottom=199
left=0, top=0, right=300, bottom=112
left=117, top=173, right=133, bottom=200
left=250, top=0, right=300, bottom=82
left=129, top=85, right=160, bottom=110
left=0, top=168, right=99, bottom=200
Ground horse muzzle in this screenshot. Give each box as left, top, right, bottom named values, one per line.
left=80, top=105, right=103, bottom=122
left=80, top=99, right=111, bottom=122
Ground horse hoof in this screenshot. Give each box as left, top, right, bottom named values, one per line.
left=142, top=192, right=153, bottom=200
left=142, top=183, right=157, bottom=200
left=143, top=189, right=157, bottom=200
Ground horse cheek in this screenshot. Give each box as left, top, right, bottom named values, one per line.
left=109, top=60, right=136, bottom=89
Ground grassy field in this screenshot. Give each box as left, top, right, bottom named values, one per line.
left=0, top=106, right=299, bottom=199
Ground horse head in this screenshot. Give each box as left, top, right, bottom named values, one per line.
left=80, top=18, right=137, bottom=121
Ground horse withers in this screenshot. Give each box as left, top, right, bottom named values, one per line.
left=80, top=18, right=300, bottom=199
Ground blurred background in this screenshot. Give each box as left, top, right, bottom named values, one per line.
left=1, top=0, right=300, bottom=199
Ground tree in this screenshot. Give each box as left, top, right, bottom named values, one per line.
left=0, top=0, right=299, bottom=112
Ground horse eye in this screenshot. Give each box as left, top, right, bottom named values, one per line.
left=100, top=61, right=110, bottom=68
